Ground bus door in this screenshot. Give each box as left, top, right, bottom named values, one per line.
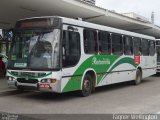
left=61, top=24, right=82, bottom=92
left=157, top=45, right=160, bottom=71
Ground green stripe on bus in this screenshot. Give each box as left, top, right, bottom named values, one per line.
left=62, top=56, right=138, bottom=92
left=62, top=55, right=119, bottom=92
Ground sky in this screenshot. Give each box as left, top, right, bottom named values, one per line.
left=96, top=0, right=160, bottom=26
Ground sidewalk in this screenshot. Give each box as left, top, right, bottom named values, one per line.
left=0, top=77, right=13, bottom=93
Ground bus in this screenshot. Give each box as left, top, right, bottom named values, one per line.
left=156, top=39, right=160, bottom=73
left=7, top=16, right=157, bottom=97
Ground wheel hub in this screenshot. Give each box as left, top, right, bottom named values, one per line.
left=84, top=80, right=90, bottom=92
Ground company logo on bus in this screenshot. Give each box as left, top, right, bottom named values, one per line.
left=92, top=57, right=110, bottom=65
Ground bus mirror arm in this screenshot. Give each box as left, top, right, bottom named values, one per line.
left=68, top=26, right=74, bottom=31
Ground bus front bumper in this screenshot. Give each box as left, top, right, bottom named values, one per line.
left=7, top=80, right=61, bottom=93
left=157, top=66, right=160, bottom=73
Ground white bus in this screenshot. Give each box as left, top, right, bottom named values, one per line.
left=156, top=39, right=160, bottom=73
left=7, top=16, right=157, bottom=97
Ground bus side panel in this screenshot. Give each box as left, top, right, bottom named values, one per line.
left=98, top=56, right=137, bottom=85
left=111, top=65, right=136, bottom=84
left=97, top=73, right=112, bottom=87
left=141, top=56, right=157, bottom=78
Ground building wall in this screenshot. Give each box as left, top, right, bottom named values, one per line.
left=122, top=12, right=149, bottom=23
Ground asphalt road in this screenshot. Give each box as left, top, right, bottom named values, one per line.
left=0, top=75, right=160, bottom=115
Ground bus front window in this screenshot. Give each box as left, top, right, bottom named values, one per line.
left=8, top=29, right=61, bottom=70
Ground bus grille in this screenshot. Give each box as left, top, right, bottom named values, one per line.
left=17, top=78, right=38, bottom=84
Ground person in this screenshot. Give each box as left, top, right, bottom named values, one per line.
left=0, top=56, right=5, bottom=76
left=41, top=46, right=52, bottom=68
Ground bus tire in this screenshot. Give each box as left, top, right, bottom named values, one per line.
left=134, top=69, right=142, bottom=85
left=80, top=74, right=92, bottom=97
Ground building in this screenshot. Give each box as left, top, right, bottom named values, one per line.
left=122, top=12, right=150, bottom=23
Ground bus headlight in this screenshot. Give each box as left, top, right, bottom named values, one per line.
left=41, top=79, right=46, bottom=83
left=41, top=79, right=57, bottom=84
left=8, top=77, right=15, bottom=81
left=47, top=79, right=52, bottom=83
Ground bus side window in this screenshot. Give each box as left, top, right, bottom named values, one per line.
left=112, top=34, right=123, bottom=55
left=98, top=31, right=111, bottom=54
left=62, top=30, right=81, bottom=67
left=124, top=36, right=133, bottom=55
left=62, top=31, right=66, bottom=60
left=133, top=38, right=141, bottom=56
left=83, top=29, right=98, bottom=54
left=149, top=40, right=156, bottom=56
left=141, top=39, right=149, bottom=56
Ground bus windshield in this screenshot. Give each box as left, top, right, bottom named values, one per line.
left=8, top=29, right=61, bottom=70
left=157, top=46, right=160, bottom=63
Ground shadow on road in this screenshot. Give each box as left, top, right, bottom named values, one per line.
left=17, top=78, right=153, bottom=101
left=153, top=73, right=160, bottom=77
left=93, top=78, right=152, bottom=95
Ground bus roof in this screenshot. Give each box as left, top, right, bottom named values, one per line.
left=62, top=17, right=155, bottom=40
left=18, top=16, right=155, bottom=40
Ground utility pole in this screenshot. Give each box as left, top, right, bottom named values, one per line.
left=151, top=11, right=155, bottom=24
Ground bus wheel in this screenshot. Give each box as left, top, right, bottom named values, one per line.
left=80, top=74, right=92, bottom=97
left=134, top=69, right=142, bottom=85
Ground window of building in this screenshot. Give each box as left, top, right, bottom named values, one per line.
left=133, top=38, right=141, bottom=55
left=124, top=36, right=133, bottom=55
left=83, top=29, right=97, bottom=54
left=98, top=31, right=111, bottom=54
left=149, top=40, right=155, bottom=56
left=62, top=30, right=81, bottom=67
left=112, top=34, right=123, bottom=55
left=141, top=39, right=149, bottom=56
